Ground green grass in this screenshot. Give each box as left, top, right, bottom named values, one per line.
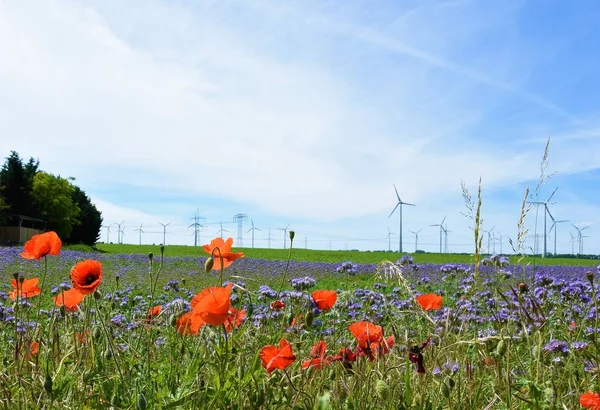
left=92, top=243, right=600, bottom=267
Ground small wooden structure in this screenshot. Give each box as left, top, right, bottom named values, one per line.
left=0, top=214, right=47, bottom=245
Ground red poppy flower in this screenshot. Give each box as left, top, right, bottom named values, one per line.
left=331, top=347, right=357, bottom=363
left=373, top=335, right=395, bottom=356
left=415, top=293, right=443, bottom=310
left=270, top=300, right=285, bottom=310
left=310, top=340, right=327, bottom=358
left=20, top=231, right=62, bottom=260
left=75, top=330, right=90, bottom=344
left=409, top=336, right=431, bottom=373
left=70, top=260, right=103, bottom=295
left=191, top=283, right=233, bottom=326
left=348, top=321, right=383, bottom=349
left=259, top=339, right=296, bottom=374
left=53, top=288, right=86, bottom=312
left=311, top=290, right=337, bottom=311
left=581, top=392, right=600, bottom=409
left=302, top=358, right=330, bottom=370
left=25, top=340, right=39, bottom=359
left=176, top=311, right=206, bottom=335
left=224, top=307, right=246, bottom=333
left=202, top=238, right=245, bottom=270
left=10, top=278, right=41, bottom=299
left=147, top=305, right=162, bottom=322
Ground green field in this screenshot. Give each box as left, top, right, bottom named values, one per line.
left=90, top=243, right=600, bottom=267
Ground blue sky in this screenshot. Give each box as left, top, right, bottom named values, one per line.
left=1, top=0, right=599, bottom=254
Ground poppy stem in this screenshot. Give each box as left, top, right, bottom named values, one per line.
left=211, top=247, right=224, bottom=286
left=275, top=235, right=295, bottom=311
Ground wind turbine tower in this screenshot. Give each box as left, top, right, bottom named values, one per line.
left=527, top=187, right=558, bottom=258
left=217, top=222, right=229, bottom=239
left=430, top=215, right=446, bottom=254
left=388, top=184, right=415, bottom=253
left=115, top=221, right=125, bottom=244
left=386, top=228, right=395, bottom=252
left=158, top=221, right=171, bottom=246
left=103, top=223, right=114, bottom=244
left=134, top=223, right=145, bottom=245
left=278, top=223, right=291, bottom=249
left=409, top=228, right=422, bottom=252
left=246, top=219, right=261, bottom=248
left=233, top=213, right=248, bottom=247
left=549, top=219, right=569, bottom=256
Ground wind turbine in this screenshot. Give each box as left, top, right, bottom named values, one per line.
left=569, top=232, right=576, bottom=255
left=572, top=224, right=590, bottom=255
left=430, top=215, right=447, bottom=254
left=388, top=184, right=415, bottom=253
left=246, top=219, right=261, bottom=248
left=158, top=222, right=171, bottom=245
left=119, top=226, right=126, bottom=244
left=527, top=187, right=559, bottom=258
left=386, top=228, right=395, bottom=252
left=278, top=223, right=291, bottom=249
left=409, top=228, right=422, bottom=253
left=134, top=223, right=145, bottom=245
left=102, top=223, right=114, bottom=244
left=443, top=225, right=451, bottom=253
left=115, top=221, right=125, bottom=244
left=482, top=227, right=495, bottom=254
left=548, top=219, right=569, bottom=256
left=217, top=222, right=229, bottom=238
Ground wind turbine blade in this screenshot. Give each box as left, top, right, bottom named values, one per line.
left=403, top=202, right=416, bottom=206
left=546, top=186, right=559, bottom=203
left=441, top=215, right=447, bottom=225
left=286, top=223, right=291, bottom=230
left=388, top=203, right=400, bottom=218
left=546, top=205, right=555, bottom=222
left=393, top=184, right=401, bottom=201
left=549, top=222, right=556, bottom=233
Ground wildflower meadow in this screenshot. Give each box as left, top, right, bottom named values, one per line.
left=2, top=231, right=600, bottom=409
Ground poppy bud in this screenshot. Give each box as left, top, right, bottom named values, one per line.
left=44, top=375, right=53, bottom=394
left=517, top=282, right=529, bottom=293
left=289, top=230, right=295, bottom=241
left=103, top=350, right=112, bottom=360
left=169, top=314, right=177, bottom=327
left=148, top=252, right=154, bottom=261
left=160, top=244, right=165, bottom=255
left=12, top=272, right=19, bottom=280
left=59, top=305, right=66, bottom=316
left=93, top=326, right=102, bottom=341
left=586, top=270, right=594, bottom=285
left=375, top=379, right=389, bottom=400
left=316, top=392, right=331, bottom=410
left=137, top=394, right=148, bottom=410
left=205, top=257, right=214, bottom=273
left=305, top=310, right=314, bottom=327
left=181, top=278, right=186, bottom=286
left=286, top=312, right=294, bottom=326
left=19, top=275, right=25, bottom=284
left=93, top=290, right=102, bottom=300
left=442, top=382, right=451, bottom=398
left=495, top=340, right=506, bottom=357
left=448, top=377, right=455, bottom=389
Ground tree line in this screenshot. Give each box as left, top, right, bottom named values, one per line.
left=0, top=151, right=102, bottom=245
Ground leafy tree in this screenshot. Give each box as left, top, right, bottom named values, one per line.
left=69, top=185, right=103, bottom=245
left=31, top=172, right=80, bottom=239
left=0, top=151, right=40, bottom=217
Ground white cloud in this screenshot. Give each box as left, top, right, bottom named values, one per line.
left=0, top=0, right=598, bottom=252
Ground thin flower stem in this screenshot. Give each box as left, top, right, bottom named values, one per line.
left=93, top=297, right=126, bottom=387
